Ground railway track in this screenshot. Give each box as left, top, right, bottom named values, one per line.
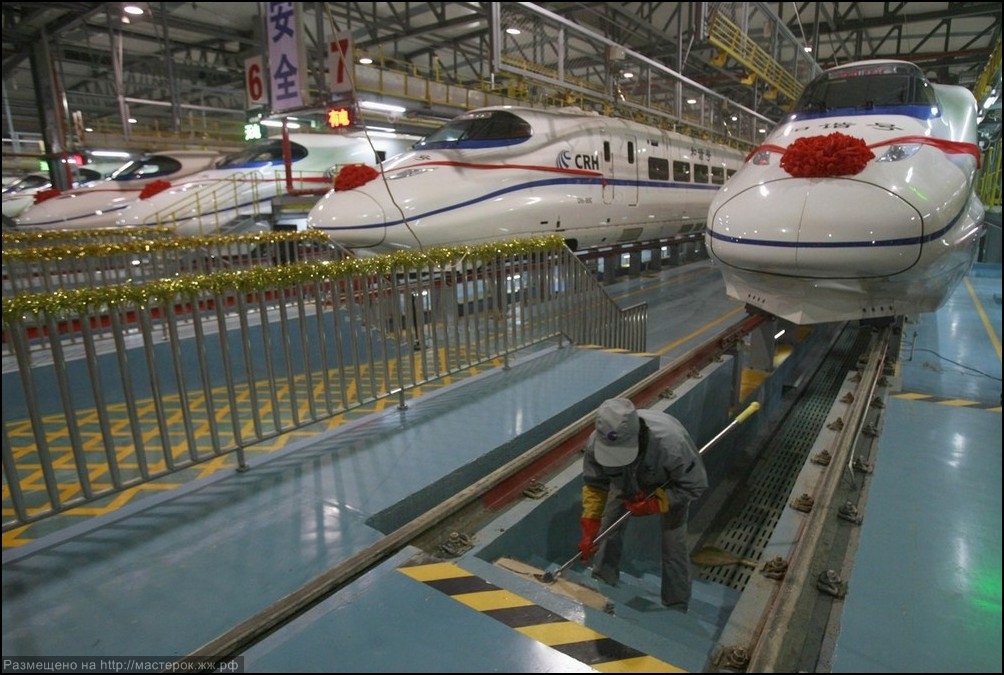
left=177, top=315, right=899, bottom=672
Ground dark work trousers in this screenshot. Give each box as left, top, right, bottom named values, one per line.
left=591, top=483, right=692, bottom=610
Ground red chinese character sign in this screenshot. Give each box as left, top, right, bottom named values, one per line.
left=266, top=2, right=307, bottom=112
left=326, top=107, right=356, bottom=130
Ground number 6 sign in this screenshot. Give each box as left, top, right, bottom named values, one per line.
left=245, top=55, right=266, bottom=108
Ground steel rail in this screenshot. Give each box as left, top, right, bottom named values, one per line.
left=174, top=313, right=765, bottom=667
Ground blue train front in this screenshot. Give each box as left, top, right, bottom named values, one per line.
left=706, top=60, right=985, bottom=325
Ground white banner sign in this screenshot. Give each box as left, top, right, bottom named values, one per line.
left=266, top=2, right=306, bottom=112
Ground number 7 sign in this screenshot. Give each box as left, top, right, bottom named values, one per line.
left=328, top=31, right=354, bottom=95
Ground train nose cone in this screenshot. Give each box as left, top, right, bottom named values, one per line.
left=709, top=179, right=923, bottom=278
left=307, top=189, right=389, bottom=250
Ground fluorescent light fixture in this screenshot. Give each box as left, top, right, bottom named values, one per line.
left=128, top=118, right=138, bottom=124
left=124, top=5, right=144, bottom=15
left=359, top=100, right=406, bottom=114
left=261, top=120, right=301, bottom=129
left=359, top=56, right=373, bottom=65
left=506, top=27, right=521, bottom=35
left=774, top=329, right=786, bottom=340
left=92, top=150, right=132, bottom=158
left=365, top=125, right=396, bottom=133
left=686, top=98, right=697, bottom=104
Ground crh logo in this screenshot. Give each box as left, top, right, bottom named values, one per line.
left=557, top=150, right=600, bottom=170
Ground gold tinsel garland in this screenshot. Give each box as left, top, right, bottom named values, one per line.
left=1, top=225, right=176, bottom=246
left=1, top=229, right=334, bottom=262
left=2, top=235, right=565, bottom=323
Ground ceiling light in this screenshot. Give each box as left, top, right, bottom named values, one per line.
left=359, top=56, right=373, bottom=65
left=124, top=5, right=144, bottom=15
left=261, top=120, right=300, bottom=129
left=506, top=27, right=521, bottom=35
left=686, top=98, right=697, bottom=104
left=359, top=100, right=406, bottom=114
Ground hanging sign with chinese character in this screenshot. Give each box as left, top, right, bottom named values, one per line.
left=266, top=2, right=307, bottom=112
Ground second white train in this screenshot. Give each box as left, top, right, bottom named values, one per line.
left=307, top=106, right=746, bottom=254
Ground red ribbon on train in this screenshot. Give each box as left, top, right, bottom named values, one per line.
left=779, top=132, right=875, bottom=177
left=334, top=164, right=379, bottom=191
left=33, top=188, right=62, bottom=204
left=139, top=179, right=172, bottom=200
left=746, top=132, right=981, bottom=176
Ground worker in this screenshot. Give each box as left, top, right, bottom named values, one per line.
left=579, top=398, right=708, bottom=612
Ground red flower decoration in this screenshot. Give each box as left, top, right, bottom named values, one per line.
left=780, top=132, right=875, bottom=178
left=334, top=164, right=379, bottom=191
left=33, top=188, right=62, bottom=204
left=139, top=179, right=172, bottom=200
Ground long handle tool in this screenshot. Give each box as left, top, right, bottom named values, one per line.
left=537, top=401, right=760, bottom=584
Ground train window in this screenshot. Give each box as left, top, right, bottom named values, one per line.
left=4, top=173, right=51, bottom=193
left=711, top=166, right=725, bottom=185
left=673, top=161, right=690, bottom=182
left=794, top=61, right=939, bottom=113
left=627, top=141, right=635, bottom=164
left=604, top=142, right=611, bottom=163
left=727, top=168, right=737, bottom=178
left=217, top=140, right=308, bottom=168
left=648, top=157, right=669, bottom=181
left=111, top=155, right=184, bottom=181
left=76, top=168, right=103, bottom=183
left=414, top=110, right=532, bottom=149
left=694, top=164, right=710, bottom=183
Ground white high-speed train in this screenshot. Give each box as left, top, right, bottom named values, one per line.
left=306, top=106, right=746, bottom=254
left=12, top=150, right=220, bottom=230
left=706, top=59, right=985, bottom=325
left=2, top=165, right=106, bottom=225
left=113, top=132, right=413, bottom=235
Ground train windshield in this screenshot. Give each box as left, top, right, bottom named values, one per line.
left=215, top=140, right=309, bottom=169
left=414, top=110, right=532, bottom=150
left=110, top=155, right=184, bottom=181
left=792, top=62, right=938, bottom=114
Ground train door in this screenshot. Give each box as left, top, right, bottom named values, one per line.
left=602, top=129, right=614, bottom=204
left=625, top=134, right=638, bottom=206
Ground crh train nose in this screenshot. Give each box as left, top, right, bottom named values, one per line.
left=307, top=189, right=389, bottom=249
left=709, top=179, right=922, bottom=278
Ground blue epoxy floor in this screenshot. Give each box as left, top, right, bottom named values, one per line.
left=3, top=259, right=1000, bottom=673
left=831, top=264, right=1002, bottom=673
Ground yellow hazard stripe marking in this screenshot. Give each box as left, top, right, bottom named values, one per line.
left=398, top=561, right=683, bottom=672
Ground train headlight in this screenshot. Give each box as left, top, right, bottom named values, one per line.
left=876, top=143, right=922, bottom=163
left=387, top=167, right=438, bottom=180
